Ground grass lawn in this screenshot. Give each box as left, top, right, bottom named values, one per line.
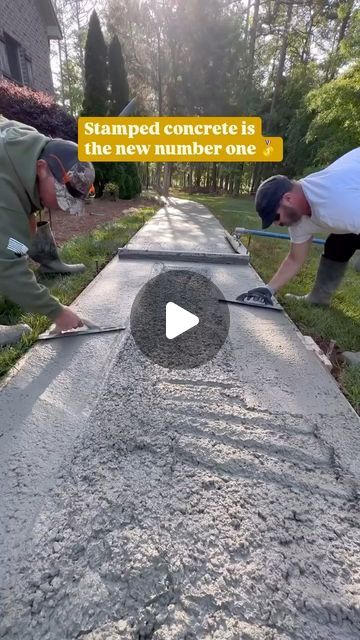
left=173, top=190, right=360, bottom=413
left=0, top=207, right=155, bottom=380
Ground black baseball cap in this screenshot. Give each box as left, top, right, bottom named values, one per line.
left=39, top=139, right=95, bottom=215
left=255, top=175, right=293, bottom=229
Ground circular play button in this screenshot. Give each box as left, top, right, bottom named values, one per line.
left=130, top=269, right=230, bottom=369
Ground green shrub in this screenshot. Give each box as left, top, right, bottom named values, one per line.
left=121, top=174, right=133, bottom=199
left=103, top=182, right=118, bottom=200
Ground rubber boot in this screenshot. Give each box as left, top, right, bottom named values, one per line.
left=285, top=256, right=348, bottom=306
left=28, top=221, right=85, bottom=275
left=0, top=323, right=31, bottom=347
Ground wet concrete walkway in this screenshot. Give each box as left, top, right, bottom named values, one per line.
left=0, top=197, right=359, bottom=640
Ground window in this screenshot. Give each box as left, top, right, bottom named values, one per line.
left=25, top=56, right=33, bottom=86
left=0, top=34, right=33, bottom=87
left=3, top=33, right=23, bottom=83
left=0, top=39, right=10, bottom=76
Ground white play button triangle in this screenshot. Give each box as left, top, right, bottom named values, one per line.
left=166, top=302, right=199, bottom=340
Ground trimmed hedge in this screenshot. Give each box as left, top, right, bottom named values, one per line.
left=0, top=78, right=142, bottom=199
left=0, top=78, right=77, bottom=140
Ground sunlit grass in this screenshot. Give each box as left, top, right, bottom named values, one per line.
left=0, top=208, right=155, bottom=379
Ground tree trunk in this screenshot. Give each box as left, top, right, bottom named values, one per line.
left=336, top=0, right=353, bottom=52
left=206, top=166, right=210, bottom=190
left=238, top=164, right=244, bottom=193
left=229, top=175, right=234, bottom=194
left=244, top=0, right=251, bottom=46
left=163, top=162, right=171, bottom=196
left=53, top=0, right=65, bottom=107
left=268, top=1, right=293, bottom=128
left=250, top=163, right=263, bottom=194
left=57, top=40, right=65, bottom=107
left=247, top=0, right=260, bottom=85
left=327, top=0, right=354, bottom=80
left=195, top=163, right=202, bottom=187
left=233, top=177, right=240, bottom=197
left=60, top=5, right=73, bottom=116
left=211, top=163, right=217, bottom=193
left=157, top=27, right=163, bottom=117
left=155, top=163, right=162, bottom=194
left=74, top=0, right=85, bottom=84
left=169, top=163, right=174, bottom=187
left=300, top=7, right=314, bottom=65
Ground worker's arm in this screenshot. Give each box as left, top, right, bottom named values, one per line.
left=0, top=209, right=83, bottom=331
left=236, top=239, right=312, bottom=303
left=267, top=239, right=312, bottom=292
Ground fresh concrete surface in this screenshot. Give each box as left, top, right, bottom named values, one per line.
left=125, top=197, right=248, bottom=257
left=0, top=197, right=359, bottom=640
left=118, top=247, right=249, bottom=264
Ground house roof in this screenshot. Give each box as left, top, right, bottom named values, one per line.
left=36, top=0, right=62, bottom=39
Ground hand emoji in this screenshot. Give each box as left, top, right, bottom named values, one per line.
left=263, top=146, right=274, bottom=157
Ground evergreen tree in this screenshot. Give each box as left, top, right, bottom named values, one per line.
left=120, top=173, right=133, bottom=199
left=82, top=10, right=108, bottom=116
left=108, top=35, right=130, bottom=116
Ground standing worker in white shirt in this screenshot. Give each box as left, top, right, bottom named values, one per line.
left=237, top=148, right=360, bottom=306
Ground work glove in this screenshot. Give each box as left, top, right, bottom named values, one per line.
left=236, top=286, right=274, bottom=306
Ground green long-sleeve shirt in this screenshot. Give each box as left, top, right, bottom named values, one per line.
left=0, top=116, right=63, bottom=320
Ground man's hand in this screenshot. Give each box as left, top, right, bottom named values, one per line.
left=236, top=286, right=274, bottom=306
left=52, top=307, right=84, bottom=333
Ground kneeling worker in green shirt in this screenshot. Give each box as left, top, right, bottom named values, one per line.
left=0, top=116, right=95, bottom=346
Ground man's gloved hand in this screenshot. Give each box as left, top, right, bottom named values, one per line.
left=236, top=286, right=274, bottom=306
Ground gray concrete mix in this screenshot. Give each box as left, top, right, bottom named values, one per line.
left=124, top=198, right=247, bottom=256
left=0, top=197, right=360, bottom=640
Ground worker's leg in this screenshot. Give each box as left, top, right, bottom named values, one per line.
left=353, top=235, right=360, bottom=272
left=323, top=233, right=359, bottom=262
left=286, top=234, right=358, bottom=305
left=28, top=220, right=85, bottom=274
left=0, top=215, right=38, bottom=346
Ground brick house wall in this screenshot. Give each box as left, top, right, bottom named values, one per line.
left=0, top=0, right=61, bottom=94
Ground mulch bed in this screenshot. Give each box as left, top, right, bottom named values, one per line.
left=40, top=197, right=156, bottom=245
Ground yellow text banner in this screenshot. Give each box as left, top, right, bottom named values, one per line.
left=78, top=117, right=283, bottom=163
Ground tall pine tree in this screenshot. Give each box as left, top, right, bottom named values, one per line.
left=82, top=11, right=108, bottom=116
left=108, top=35, right=130, bottom=116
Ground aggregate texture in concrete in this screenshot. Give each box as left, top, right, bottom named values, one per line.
left=0, top=197, right=360, bottom=640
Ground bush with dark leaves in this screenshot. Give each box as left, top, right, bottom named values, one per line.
left=0, top=78, right=77, bottom=140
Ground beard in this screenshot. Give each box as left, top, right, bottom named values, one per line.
left=282, top=205, right=303, bottom=226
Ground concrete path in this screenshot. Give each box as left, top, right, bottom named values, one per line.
left=125, top=197, right=246, bottom=254
left=0, top=197, right=359, bottom=640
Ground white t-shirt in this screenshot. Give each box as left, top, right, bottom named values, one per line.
left=289, top=147, right=360, bottom=244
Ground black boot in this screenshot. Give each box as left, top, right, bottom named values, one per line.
left=285, top=256, right=347, bottom=305
left=28, top=221, right=85, bottom=275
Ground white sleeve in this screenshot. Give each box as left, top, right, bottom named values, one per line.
left=289, top=220, right=313, bottom=244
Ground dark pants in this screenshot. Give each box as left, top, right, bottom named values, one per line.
left=324, top=234, right=360, bottom=262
